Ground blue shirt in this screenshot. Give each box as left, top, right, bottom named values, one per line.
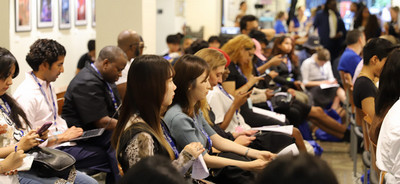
left=274, top=20, right=287, bottom=34
left=337, top=48, right=362, bottom=77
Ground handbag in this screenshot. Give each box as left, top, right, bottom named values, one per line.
left=271, top=92, right=293, bottom=112
left=27, top=146, right=76, bottom=179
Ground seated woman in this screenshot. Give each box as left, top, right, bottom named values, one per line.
left=0, top=47, right=96, bottom=184
left=195, top=48, right=306, bottom=152
left=301, top=48, right=345, bottom=108
left=111, top=55, right=203, bottom=176
left=374, top=49, right=400, bottom=183
left=221, top=35, right=349, bottom=140
left=164, top=54, right=275, bottom=183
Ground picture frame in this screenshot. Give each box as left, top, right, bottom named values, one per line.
left=37, top=0, right=54, bottom=28
left=91, top=0, right=95, bottom=27
left=15, top=0, right=31, bottom=32
left=75, top=0, right=87, bottom=26
left=59, top=0, right=71, bottom=29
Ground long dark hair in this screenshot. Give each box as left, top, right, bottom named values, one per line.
left=353, top=7, right=381, bottom=40
left=112, top=55, right=176, bottom=159
left=271, top=36, right=298, bottom=66
left=0, top=47, right=30, bottom=129
left=375, top=49, right=400, bottom=118
left=172, top=55, right=209, bottom=117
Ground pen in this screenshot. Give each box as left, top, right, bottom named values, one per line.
left=15, top=145, right=17, bottom=152
left=35, top=138, right=44, bottom=142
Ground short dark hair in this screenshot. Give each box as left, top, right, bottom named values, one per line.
left=248, top=29, right=268, bottom=46
left=240, top=15, right=258, bottom=32
left=97, top=46, right=127, bottom=63
left=363, top=38, right=394, bottom=65
left=185, top=39, right=209, bottom=55
left=208, top=36, right=221, bottom=44
left=166, top=35, right=180, bottom=44
left=345, top=30, right=362, bottom=45
left=26, top=39, right=66, bottom=71
left=255, top=153, right=339, bottom=184
left=87, top=39, right=95, bottom=51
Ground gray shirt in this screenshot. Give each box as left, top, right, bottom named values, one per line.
left=164, top=104, right=216, bottom=155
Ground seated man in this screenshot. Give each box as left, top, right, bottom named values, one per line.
left=13, top=39, right=98, bottom=183
left=62, top=46, right=128, bottom=183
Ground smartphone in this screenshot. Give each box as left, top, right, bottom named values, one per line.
left=259, top=73, right=267, bottom=78
left=37, top=122, right=52, bottom=136
left=273, top=87, right=281, bottom=94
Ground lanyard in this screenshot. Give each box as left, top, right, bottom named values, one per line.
left=0, top=97, right=11, bottom=116
left=90, top=63, right=118, bottom=110
left=193, top=115, right=212, bottom=151
left=31, top=72, right=58, bottom=130
left=317, top=63, right=326, bottom=79
left=235, top=64, right=248, bottom=82
left=286, top=56, right=292, bottom=73
left=217, top=84, right=240, bottom=123
left=266, top=100, right=274, bottom=112
left=161, top=122, right=179, bottom=158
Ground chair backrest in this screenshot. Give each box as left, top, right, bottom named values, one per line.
left=56, top=90, right=66, bottom=115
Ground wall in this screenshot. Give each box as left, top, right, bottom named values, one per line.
left=156, top=0, right=175, bottom=55
left=185, top=0, right=222, bottom=40
left=8, top=0, right=96, bottom=93
left=96, top=0, right=156, bottom=56
left=0, top=1, right=10, bottom=49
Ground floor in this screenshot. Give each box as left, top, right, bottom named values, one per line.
left=94, top=141, right=365, bottom=184
left=319, top=141, right=364, bottom=184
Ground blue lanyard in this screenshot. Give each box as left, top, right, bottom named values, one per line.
left=31, top=72, right=57, bottom=129
left=315, top=62, right=326, bottom=79
left=235, top=64, right=248, bottom=82
left=0, top=97, right=11, bottom=116
left=286, top=56, right=292, bottom=73
left=217, top=84, right=240, bottom=122
left=193, top=115, right=212, bottom=151
left=90, top=63, right=118, bottom=110
left=161, top=122, right=179, bottom=158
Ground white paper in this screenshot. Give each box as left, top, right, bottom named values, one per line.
left=320, top=83, right=339, bottom=89
left=277, top=143, right=299, bottom=156
left=191, top=154, right=209, bottom=179
left=252, top=107, right=286, bottom=122
left=251, top=125, right=293, bottom=135
left=0, top=155, right=34, bottom=171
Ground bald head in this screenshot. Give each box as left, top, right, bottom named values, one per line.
left=117, top=30, right=141, bottom=60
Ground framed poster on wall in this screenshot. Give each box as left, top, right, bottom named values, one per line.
left=59, top=0, right=71, bottom=29
left=91, top=0, right=95, bottom=27
left=37, top=0, right=54, bottom=28
left=75, top=0, right=87, bottom=26
left=15, top=0, right=31, bottom=32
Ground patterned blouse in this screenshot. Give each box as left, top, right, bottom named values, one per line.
left=121, top=115, right=195, bottom=175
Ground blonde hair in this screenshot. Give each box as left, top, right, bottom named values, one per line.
left=221, top=34, right=254, bottom=79
left=195, top=48, right=228, bottom=126
left=195, top=48, right=227, bottom=70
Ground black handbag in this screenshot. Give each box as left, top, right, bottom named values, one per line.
left=271, top=92, right=293, bottom=112
left=28, top=146, right=76, bottom=179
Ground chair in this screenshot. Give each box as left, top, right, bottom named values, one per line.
left=56, top=90, right=66, bottom=115
left=340, top=71, right=363, bottom=176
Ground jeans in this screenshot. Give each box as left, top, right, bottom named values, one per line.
left=18, top=170, right=98, bottom=184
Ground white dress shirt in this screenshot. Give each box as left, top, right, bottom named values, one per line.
left=376, top=98, right=400, bottom=183
left=13, top=72, right=73, bottom=147
left=300, top=54, right=335, bottom=85
left=115, top=58, right=134, bottom=85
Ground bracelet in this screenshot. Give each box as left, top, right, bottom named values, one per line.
left=244, top=148, right=250, bottom=158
